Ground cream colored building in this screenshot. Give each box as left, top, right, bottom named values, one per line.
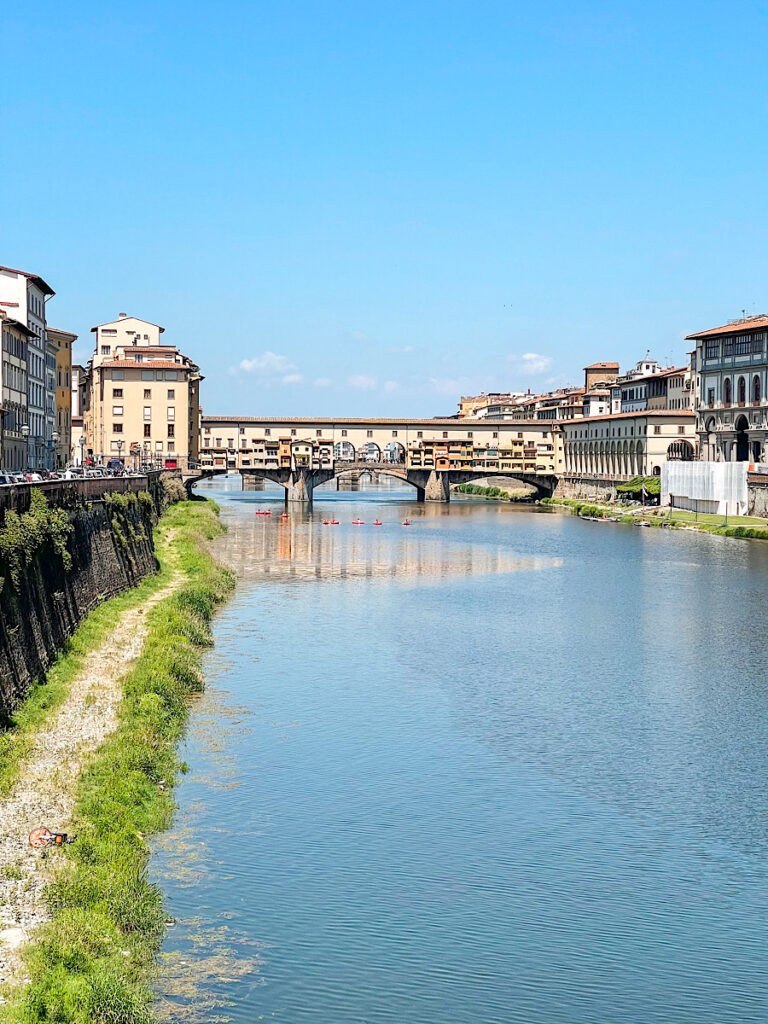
left=561, top=410, right=697, bottom=478
left=47, top=328, right=75, bottom=468
left=82, top=314, right=202, bottom=468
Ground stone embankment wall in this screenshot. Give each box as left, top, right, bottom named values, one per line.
left=554, top=475, right=618, bottom=501
left=0, top=473, right=183, bottom=719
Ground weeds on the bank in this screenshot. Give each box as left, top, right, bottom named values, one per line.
left=1, top=500, right=234, bottom=1024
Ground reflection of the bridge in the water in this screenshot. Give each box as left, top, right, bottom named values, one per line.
left=214, top=503, right=562, bottom=585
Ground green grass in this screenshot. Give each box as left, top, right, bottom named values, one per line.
left=666, top=509, right=768, bottom=528
left=1, top=500, right=234, bottom=1024
left=0, top=524, right=175, bottom=799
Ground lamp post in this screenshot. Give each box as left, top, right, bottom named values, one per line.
left=79, top=434, right=86, bottom=468
left=51, top=431, right=59, bottom=471
left=21, top=424, right=29, bottom=472
left=116, top=439, right=124, bottom=471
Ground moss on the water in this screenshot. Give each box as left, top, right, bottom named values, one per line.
left=1, top=500, right=234, bottom=1024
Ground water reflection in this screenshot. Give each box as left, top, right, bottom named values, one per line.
left=217, top=508, right=562, bottom=584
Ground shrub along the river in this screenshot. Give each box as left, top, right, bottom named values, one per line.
left=3, top=500, right=234, bottom=1024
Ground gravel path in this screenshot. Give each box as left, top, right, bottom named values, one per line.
left=0, top=566, right=180, bottom=989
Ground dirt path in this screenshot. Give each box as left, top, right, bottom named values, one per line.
left=0, top=562, right=180, bottom=988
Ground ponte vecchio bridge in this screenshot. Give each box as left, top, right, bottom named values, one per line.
left=200, top=416, right=562, bottom=502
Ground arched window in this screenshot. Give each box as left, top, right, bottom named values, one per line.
left=753, top=375, right=761, bottom=404
left=723, top=378, right=732, bottom=405
left=738, top=376, right=746, bottom=404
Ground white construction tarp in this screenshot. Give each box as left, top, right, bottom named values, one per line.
left=661, top=461, right=748, bottom=516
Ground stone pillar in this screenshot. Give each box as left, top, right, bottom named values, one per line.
left=424, top=470, right=451, bottom=502
left=285, top=470, right=314, bottom=503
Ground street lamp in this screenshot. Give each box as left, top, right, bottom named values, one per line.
left=21, top=424, right=29, bottom=471
left=51, top=431, right=59, bottom=471
left=116, top=439, right=124, bottom=471
left=79, top=434, right=86, bottom=468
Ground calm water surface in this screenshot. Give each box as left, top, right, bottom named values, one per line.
left=153, top=476, right=768, bottom=1023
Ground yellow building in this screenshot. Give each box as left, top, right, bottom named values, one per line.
left=47, top=328, right=75, bottom=468
left=82, top=314, right=202, bottom=469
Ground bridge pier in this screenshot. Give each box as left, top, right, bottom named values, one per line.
left=284, top=468, right=335, bottom=504
left=424, top=470, right=451, bottom=502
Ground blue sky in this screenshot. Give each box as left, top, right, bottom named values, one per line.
left=3, top=0, right=767, bottom=416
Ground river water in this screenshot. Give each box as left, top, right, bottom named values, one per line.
left=153, top=477, right=768, bottom=1023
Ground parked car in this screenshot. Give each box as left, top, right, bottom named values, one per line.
left=9, top=473, right=28, bottom=485
left=62, top=467, right=84, bottom=480
left=0, top=472, right=13, bottom=486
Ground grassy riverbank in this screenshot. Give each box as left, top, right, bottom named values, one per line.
left=540, top=496, right=768, bottom=539
left=453, top=483, right=532, bottom=501
left=0, top=499, right=234, bottom=1024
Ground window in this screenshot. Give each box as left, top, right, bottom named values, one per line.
left=102, top=329, right=117, bottom=336
left=417, top=430, right=423, bottom=438
left=290, top=428, right=296, bottom=436
left=144, top=389, right=151, bottom=399
left=228, top=438, right=234, bottom=448
left=467, top=431, right=473, bottom=438
left=168, top=406, right=175, bottom=420
left=724, top=378, right=732, bottom=404
left=112, top=370, right=124, bottom=380
left=239, top=426, right=245, bottom=434
left=144, top=424, right=151, bottom=437
left=265, top=428, right=271, bottom=436
left=100, top=347, right=111, bottom=355
left=215, top=438, right=221, bottom=447
left=112, top=405, right=123, bottom=416
left=493, top=432, right=498, bottom=439
left=113, top=388, right=123, bottom=398
left=678, top=425, right=685, bottom=435
left=341, top=429, right=348, bottom=437
left=736, top=337, right=751, bottom=356
left=753, top=375, right=761, bottom=403
left=155, top=441, right=163, bottom=451
left=442, top=431, right=448, bottom=438
left=141, top=370, right=153, bottom=381
left=204, top=426, right=210, bottom=434
left=168, top=442, right=175, bottom=452
left=167, top=424, right=175, bottom=438
left=705, top=340, right=720, bottom=360
left=167, top=388, right=175, bottom=399
left=164, top=371, right=178, bottom=381
left=707, top=388, right=715, bottom=405
left=392, top=430, right=398, bottom=437
left=518, top=432, right=523, bottom=439
left=316, top=429, right=322, bottom=437
left=113, top=422, right=123, bottom=433
left=738, top=376, right=746, bottom=404
left=367, top=429, right=373, bottom=438
left=654, top=425, right=661, bottom=435
left=143, top=407, right=151, bottom=420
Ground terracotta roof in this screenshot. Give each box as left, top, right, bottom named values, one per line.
left=0, top=264, right=55, bottom=296
left=101, top=360, right=190, bottom=370
left=685, top=315, right=768, bottom=340
left=584, top=361, right=620, bottom=370
left=47, top=327, right=78, bottom=341
left=561, top=409, right=694, bottom=427
left=202, top=415, right=557, bottom=428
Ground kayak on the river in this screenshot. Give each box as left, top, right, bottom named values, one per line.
left=373, top=520, right=382, bottom=526
left=352, top=519, right=365, bottom=525
left=402, top=519, right=411, bottom=526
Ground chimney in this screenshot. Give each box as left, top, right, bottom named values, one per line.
left=118, top=312, right=127, bottom=319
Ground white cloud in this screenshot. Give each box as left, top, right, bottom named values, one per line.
left=507, top=352, right=553, bottom=375
left=281, top=373, right=303, bottom=385
left=383, top=380, right=400, bottom=394
left=347, top=374, right=378, bottom=391
left=427, top=377, right=463, bottom=396
left=314, top=377, right=333, bottom=388
left=232, top=351, right=297, bottom=377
